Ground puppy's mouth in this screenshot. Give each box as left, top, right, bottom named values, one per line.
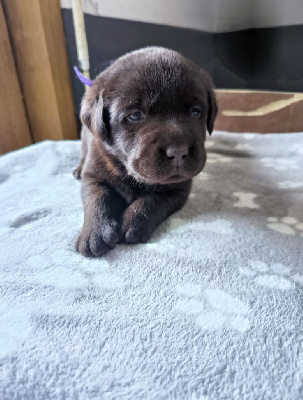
left=131, top=170, right=193, bottom=185
left=128, top=170, right=189, bottom=185
left=129, top=151, right=207, bottom=185
left=159, top=155, right=207, bottom=184
left=161, top=173, right=188, bottom=183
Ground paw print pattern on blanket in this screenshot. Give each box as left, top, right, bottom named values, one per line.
left=168, top=218, right=234, bottom=235
left=233, top=192, right=260, bottom=209
left=260, top=158, right=299, bottom=171
left=175, top=284, right=250, bottom=333
left=239, top=260, right=303, bottom=290
left=25, top=254, right=87, bottom=289
left=266, top=217, right=303, bottom=237
left=24, top=251, right=125, bottom=290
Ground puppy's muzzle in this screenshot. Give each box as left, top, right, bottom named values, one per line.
left=165, top=145, right=189, bottom=167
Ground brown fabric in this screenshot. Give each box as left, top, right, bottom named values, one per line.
left=215, top=90, right=303, bottom=133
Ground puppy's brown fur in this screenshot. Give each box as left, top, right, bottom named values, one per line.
left=74, top=47, right=217, bottom=257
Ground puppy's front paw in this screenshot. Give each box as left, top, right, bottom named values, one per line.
left=76, top=219, right=120, bottom=257
left=120, top=207, right=153, bottom=244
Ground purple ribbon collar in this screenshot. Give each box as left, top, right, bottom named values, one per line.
left=74, top=66, right=92, bottom=87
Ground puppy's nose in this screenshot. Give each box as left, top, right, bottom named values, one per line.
left=165, top=146, right=189, bottom=167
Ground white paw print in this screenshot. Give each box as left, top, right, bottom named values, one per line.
left=23, top=251, right=125, bottom=290
left=239, top=260, right=303, bottom=290
left=278, top=181, right=303, bottom=189
left=260, top=158, right=299, bottom=171
left=168, top=218, right=234, bottom=235
left=175, top=284, right=250, bottom=333
left=266, top=217, right=303, bottom=237
left=233, top=192, right=260, bottom=209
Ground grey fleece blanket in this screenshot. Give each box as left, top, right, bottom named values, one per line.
left=0, top=131, right=303, bottom=400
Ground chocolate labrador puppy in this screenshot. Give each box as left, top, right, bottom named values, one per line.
left=74, top=47, right=217, bottom=257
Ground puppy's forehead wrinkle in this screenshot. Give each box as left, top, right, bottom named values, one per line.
left=102, top=60, right=208, bottom=118
left=105, top=55, right=194, bottom=92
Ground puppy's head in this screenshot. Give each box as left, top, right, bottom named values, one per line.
left=81, top=47, right=217, bottom=184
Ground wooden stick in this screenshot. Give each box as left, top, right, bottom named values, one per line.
left=72, top=0, right=90, bottom=90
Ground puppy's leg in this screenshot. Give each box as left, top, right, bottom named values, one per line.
left=73, top=127, right=92, bottom=180
left=76, top=180, right=125, bottom=257
left=120, top=181, right=191, bottom=244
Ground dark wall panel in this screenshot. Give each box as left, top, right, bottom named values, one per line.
left=61, top=9, right=303, bottom=115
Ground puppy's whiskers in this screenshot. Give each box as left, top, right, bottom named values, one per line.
left=140, top=211, right=149, bottom=219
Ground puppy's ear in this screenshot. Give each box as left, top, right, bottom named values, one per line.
left=80, top=89, right=110, bottom=142
left=207, top=88, right=218, bottom=136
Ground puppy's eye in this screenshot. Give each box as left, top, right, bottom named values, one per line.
left=190, top=106, right=201, bottom=117
left=127, top=111, right=143, bottom=122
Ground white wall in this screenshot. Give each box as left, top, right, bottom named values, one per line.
left=61, top=0, right=303, bottom=32
left=212, top=0, right=252, bottom=32
left=253, top=0, right=303, bottom=28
